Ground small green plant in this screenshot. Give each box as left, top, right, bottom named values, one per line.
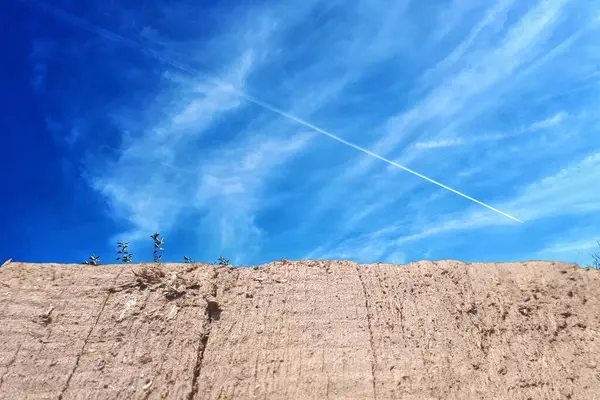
left=184, top=256, right=194, bottom=263
left=217, top=256, right=230, bottom=266
left=116, top=241, right=133, bottom=263
left=83, top=254, right=100, bottom=265
left=151, top=233, right=165, bottom=263
left=589, top=241, right=600, bottom=270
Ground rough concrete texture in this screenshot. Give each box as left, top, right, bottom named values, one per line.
left=0, top=260, right=599, bottom=399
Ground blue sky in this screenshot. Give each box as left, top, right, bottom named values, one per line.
left=1, top=0, right=599, bottom=266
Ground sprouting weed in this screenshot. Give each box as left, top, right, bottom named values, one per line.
left=217, top=256, right=230, bottom=266
left=151, top=233, right=165, bottom=264
left=116, top=241, right=133, bottom=263
left=83, top=254, right=100, bottom=265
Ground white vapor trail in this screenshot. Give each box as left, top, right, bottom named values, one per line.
left=20, top=0, right=524, bottom=224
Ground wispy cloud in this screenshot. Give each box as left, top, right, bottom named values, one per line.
left=414, top=138, right=465, bottom=150
left=301, top=0, right=580, bottom=220
left=26, top=0, right=600, bottom=264
left=422, top=0, right=517, bottom=87
left=413, top=112, right=567, bottom=150
left=542, top=239, right=598, bottom=254
left=507, top=153, right=600, bottom=220
left=428, top=151, right=600, bottom=233
left=28, top=39, right=57, bottom=93
left=312, top=151, right=600, bottom=261
left=192, top=133, right=313, bottom=254
left=537, top=231, right=599, bottom=267
left=88, top=52, right=315, bottom=259
left=373, top=0, right=570, bottom=155
left=302, top=0, right=600, bottom=263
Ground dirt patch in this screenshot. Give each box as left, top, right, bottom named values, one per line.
left=0, top=260, right=599, bottom=399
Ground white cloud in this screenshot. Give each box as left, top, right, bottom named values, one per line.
left=423, top=0, right=516, bottom=86
left=88, top=36, right=262, bottom=243
left=529, top=112, right=567, bottom=130
left=304, top=0, right=577, bottom=229
left=29, top=39, right=56, bottom=93
left=30, top=0, right=600, bottom=265
left=537, top=235, right=599, bottom=266
left=385, top=250, right=407, bottom=264
left=542, top=239, right=598, bottom=254
left=311, top=151, right=600, bottom=261
left=308, top=234, right=399, bottom=264
left=193, top=132, right=313, bottom=250
left=507, top=153, right=600, bottom=220
left=413, top=112, right=568, bottom=150
left=414, top=138, right=464, bottom=149
left=374, top=0, right=569, bottom=153
left=405, top=152, right=600, bottom=241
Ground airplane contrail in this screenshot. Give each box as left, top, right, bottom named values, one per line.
left=20, top=0, right=524, bottom=224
